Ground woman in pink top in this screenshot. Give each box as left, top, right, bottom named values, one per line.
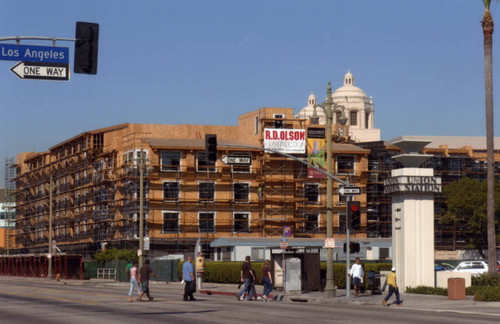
left=128, top=260, right=141, bottom=302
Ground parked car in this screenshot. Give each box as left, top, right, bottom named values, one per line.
left=435, top=262, right=454, bottom=271
left=440, top=263, right=455, bottom=270
left=453, top=261, right=488, bottom=276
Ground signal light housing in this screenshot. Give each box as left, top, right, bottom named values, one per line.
left=348, top=200, right=361, bottom=231
left=205, top=134, right=217, bottom=163
left=74, top=21, right=99, bottom=74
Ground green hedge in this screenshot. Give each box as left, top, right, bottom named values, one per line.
left=319, top=262, right=392, bottom=289
left=406, top=286, right=448, bottom=296
left=473, top=286, right=500, bottom=301
left=178, top=261, right=391, bottom=288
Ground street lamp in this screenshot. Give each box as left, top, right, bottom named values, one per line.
left=310, top=81, right=347, bottom=297
left=135, top=148, right=151, bottom=269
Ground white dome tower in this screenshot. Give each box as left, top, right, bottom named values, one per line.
left=295, top=71, right=380, bottom=143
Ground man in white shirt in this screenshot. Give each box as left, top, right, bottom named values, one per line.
left=350, top=257, right=364, bottom=297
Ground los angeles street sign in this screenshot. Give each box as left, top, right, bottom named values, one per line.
left=10, top=62, right=69, bottom=81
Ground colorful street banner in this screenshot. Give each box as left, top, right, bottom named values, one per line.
left=307, top=128, right=326, bottom=179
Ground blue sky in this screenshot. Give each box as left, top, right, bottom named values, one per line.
left=0, top=0, right=498, bottom=185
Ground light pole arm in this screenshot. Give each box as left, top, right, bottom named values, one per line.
left=220, top=143, right=349, bottom=186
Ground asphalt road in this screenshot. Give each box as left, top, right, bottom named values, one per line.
left=0, top=278, right=498, bottom=324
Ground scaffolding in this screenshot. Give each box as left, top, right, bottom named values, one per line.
left=4, top=156, right=17, bottom=253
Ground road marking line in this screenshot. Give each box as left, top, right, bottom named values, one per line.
left=393, top=306, right=500, bottom=318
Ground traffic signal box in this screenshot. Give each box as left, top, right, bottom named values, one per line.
left=205, top=134, right=217, bottom=163
left=74, top=22, right=99, bottom=74
left=348, top=200, right=361, bottom=231
left=343, top=242, right=360, bottom=254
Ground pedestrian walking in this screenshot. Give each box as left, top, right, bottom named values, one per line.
left=138, top=259, right=160, bottom=302
left=261, top=259, right=273, bottom=301
left=126, top=261, right=133, bottom=279
left=236, top=256, right=253, bottom=301
left=127, top=260, right=141, bottom=302
left=182, top=256, right=197, bottom=301
left=383, top=267, right=402, bottom=306
left=350, top=257, right=364, bottom=297
left=247, top=267, right=260, bottom=301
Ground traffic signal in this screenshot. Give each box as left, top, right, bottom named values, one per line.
left=350, top=242, right=360, bottom=253
left=74, top=21, right=99, bottom=74
left=205, top=134, right=217, bottom=163
left=348, top=200, right=361, bottom=231
left=344, top=242, right=360, bottom=253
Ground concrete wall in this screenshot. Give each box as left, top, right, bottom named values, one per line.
left=436, top=271, right=471, bottom=288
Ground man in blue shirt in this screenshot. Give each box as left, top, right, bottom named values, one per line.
left=182, top=256, right=196, bottom=301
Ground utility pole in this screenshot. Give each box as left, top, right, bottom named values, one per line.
left=47, top=173, right=53, bottom=279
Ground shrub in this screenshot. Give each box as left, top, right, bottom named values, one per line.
left=472, top=273, right=500, bottom=287
left=94, top=248, right=137, bottom=264
left=473, top=286, right=500, bottom=301
left=406, top=286, right=448, bottom=296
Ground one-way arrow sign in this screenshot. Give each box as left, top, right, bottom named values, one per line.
left=220, top=155, right=252, bottom=165
left=10, top=62, right=69, bottom=81
left=338, top=186, right=361, bottom=195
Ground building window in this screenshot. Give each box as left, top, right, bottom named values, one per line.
left=163, top=181, right=179, bottom=200
left=273, top=114, right=284, bottom=128
left=255, top=117, right=259, bottom=134
left=251, top=247, right=265, bottom=261
left=304, top=214, right=319, bottom=233
left=304, top=183, right=320, bottom=203
left=199, top=182, right=215, bottom=201
left=350, top=111, right=358, bottom=126
left=199, top=212, right=215, bottom=233
left=162, top=212, right=179, bottom=233
left=161, top=151, right=181, bottom=171
left=336, top=155, right=355, bottom=175
left=234, top=183, right=250, bottom=202
left=197, top=151, right=216, bottom=172
left=234, top=212, right=250, bottom=233
left=338, top=193, right=347, bottom=205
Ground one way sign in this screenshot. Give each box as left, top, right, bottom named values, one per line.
left=337, top=186, right=361, bottom=196
left=220, top=155, right=252, bottom=166
left=10, top=62, right=69, bottom=81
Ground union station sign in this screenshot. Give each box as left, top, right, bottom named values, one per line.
left=383, top=176, right=442, bottom=194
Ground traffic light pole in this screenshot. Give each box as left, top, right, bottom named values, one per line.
left=346, top=194, right=351, bottom=298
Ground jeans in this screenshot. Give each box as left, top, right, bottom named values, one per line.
left=384, top=285, right=401, bottom=304
left=128, top=278, right=141, bottom=296
left=248, top=282, right=257, bottom=299
left=237, top=279, right=251, bottom=298
left=262, top=277, right=273, bottom=296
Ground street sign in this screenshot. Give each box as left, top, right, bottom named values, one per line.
left=280, top=238, right=288, bottom=249
left=1, top=43, right=69, bottom=63
left=325, top=238, right=335, bottom=248
left=338, top=186, right=362, bottom=196
left=220, top=155, right=251, bottom=165
left=10, top=62, right=69, bottom=81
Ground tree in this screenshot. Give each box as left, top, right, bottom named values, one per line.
left=440, top=177, right=500, bottom=258
left=481, top=0, right=496, bottom=274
